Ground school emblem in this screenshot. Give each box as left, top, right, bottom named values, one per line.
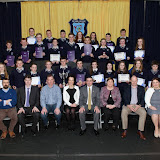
left=69, top=19, right=89, bottom=36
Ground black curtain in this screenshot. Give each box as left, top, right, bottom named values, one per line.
left=144, top=1, right=160, bottom=63
left=129, top=0, right=144, bottom=51
left=0, top=2, right=21, bottom=53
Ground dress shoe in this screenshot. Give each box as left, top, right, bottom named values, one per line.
left=104, top=125, right=109, bottom=131
left=79, top=129, right=86, bottom=136
left=137, top=131, right=146, bottom=140
left=154, top=130, right=159, bottom=138
left=44, top=125, right=48, bottom=130
left=56, top=124, right=60, bottom=130
left=1, top=131, right=8, bottom=140
left=121, top=130, right=127, bottom=138
left=158, top=129, right=160, bottom=138
left=94, top=129, right=99, bottom=136
left=112, top=125, right=117, bottom=131
left=9, top=131, right=16, bottom=138
left=31, top=130, right=36, bottom=137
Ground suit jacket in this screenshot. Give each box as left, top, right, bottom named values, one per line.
left=79, top=85, right=100, bottom=109
left=123, top=85, right=145, bottom=107
left=17, top=86, right=40, bottom=109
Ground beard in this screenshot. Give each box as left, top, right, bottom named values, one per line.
left=3, top=85, right=9, bottom=89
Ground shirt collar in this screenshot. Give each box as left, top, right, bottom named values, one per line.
left=31, top=71, right=37, bottom=75
left=120, top=44, right=126, bottom=49
left=7, top=48, right=12, bottom=52
left=87, top=85, right=93, bottom=89
left=93, top=68, right=98, bottom=72
left=22, top=46, right=27, bottom=49
left=120, top=36, right=126, bottom=39
left=77, top=67, right=83, bottom=72
left=46, top=37, right=53, bottom=40
left=52, top=46, right=59, bottom=50
left=16, top=67, right=24, bottom=73
left=45, top=68, right=52, bottom=72
left=25, top=85, right=31, bottom=90
left=60, top=65, right=68, bottom=69
left=37, top=42, right=43, bottom=45
left=61, top=38, right=66, bottom=41
left=100, top=46, right=107, bottom=49
left=2, top=88, right=9, bottom=93
left=68, top=41, right=75, bottom=45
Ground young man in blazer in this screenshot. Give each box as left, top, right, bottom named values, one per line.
left=17, top=75, right=40, bottom=137
left=79, top=77, right=100, bottom=136
left=121, top=75, right=147, bottom=140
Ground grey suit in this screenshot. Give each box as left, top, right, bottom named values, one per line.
left=79, top=85, right=100, bottom=130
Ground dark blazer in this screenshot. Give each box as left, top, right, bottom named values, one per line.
left=17, top=86, right=40, bottom=109
left=79, top=85, right=100, bottom=109
left=123, top=85, right=145, bottom=107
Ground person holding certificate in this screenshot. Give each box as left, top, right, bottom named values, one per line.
left=63, top=76, right=80, bottom=131
left=70, top=60, right=89, bottom=88
left=3, top=40, right=17, bottom=74
left=146, top=61, right=160, bottom=88
left=90, top=32, right=99, bottom=45
left=55, top=57, right=71, bottom=89
left=96, top=38, right=113, bottom=72
left=58, top=30, right=68, bottom=49
left=114, top=38, right=131, bottom=70
left=75, top=31, right=85, bottom=50
left=64, top=33, right=80, bottom=68
left=40, top=61, right=55, bottom=86
left=48, top=38, right=64, bottom=70
left=10, top=59, right=28, bottom=90
left=17, top=75, right=40, bottom=137
left=145, top=78, right=160, bottom=138
left=80, top=36, right=95, bottom=71
left=89, top=60, right=104, bottom=88
left=26, top=28, right=36, bottom=47
left=33, top=33, right=47, bottom=72
left=17, top=38, right=33, bottom=71
left=121, top=75, right=147, bottom=140
left=43, top=30, right=54, bottom=48
left=0, top=63, right=9, bottom=89
left=104, top=61, right=117, bottom=79
left=100, top=78, right=121, bottom=131
left=106, top=33, right=115, bottom=49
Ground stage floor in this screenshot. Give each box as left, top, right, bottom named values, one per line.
left=0, top=117, right=160, bottom=160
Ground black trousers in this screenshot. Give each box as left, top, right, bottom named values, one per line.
left=102, top=107, right=120, bottom=128
left=18, top=107, right=40, bottom=132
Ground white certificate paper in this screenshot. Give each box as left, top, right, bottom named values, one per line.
left=92, top=45, right=99, bottom=51
left=114, top=52, right=126, bottom=60
left=148, top=81, right=152, bottom=88
left=105, top=78, right=117, bottom=86
left=134, top=50, right=145, bottom=58
left=77, top=43, right=84, bottom=49
left=118, top=74, right=130, bottom=82
left=0, top=80, right=2, bottom=88
left=50, top=54, right=60, bottom=62
left=27, top=37, right=36, bottom=45
left=92, top=74, right=104, bottom=83
left=107, top=46, right=115, bottom=53
left=31, top=77, right=41, bottom=85
left=137, top=78, right=146, bottom=87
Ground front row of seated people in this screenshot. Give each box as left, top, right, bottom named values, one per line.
left=0, top=73, right=160, bottom=140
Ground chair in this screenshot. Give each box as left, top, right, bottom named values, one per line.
left=19, top=115, right=40, bottom=133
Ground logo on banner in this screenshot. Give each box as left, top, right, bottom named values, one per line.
left=69, top=19, right=89, bottom=36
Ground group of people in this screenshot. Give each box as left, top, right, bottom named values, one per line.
left=0, top=28, right=160, bottom=141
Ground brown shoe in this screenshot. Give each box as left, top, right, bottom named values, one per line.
left=1, top=131, right=8, bottom=140
left=137, top=131, right=146, bottom=140
left=121, top=130, right=127, bottom=138
left=9, top=131, right=16, bottom=138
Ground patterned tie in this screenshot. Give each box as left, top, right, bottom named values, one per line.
left=26, top=88, right=30, bottom=107
left=88, top=87, right=91, bottom=110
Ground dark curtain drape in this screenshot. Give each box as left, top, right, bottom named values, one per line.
left=0, top=2, right=21, bottom=53
left=129, top=0, right=144, bottom=51
left=144, top=1, right=160, bottom=63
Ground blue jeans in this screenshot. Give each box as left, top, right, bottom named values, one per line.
left=41, top=104, right=61, bottom=126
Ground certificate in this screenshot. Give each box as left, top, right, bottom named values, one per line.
left=47, top=43, right=53, bottom=49
left=67, top=51, right=75, bottom=62
left=134, top=50, right=145, bottom=58
left=92, top=74, right=104, bottom=83
left=118, top=74, right=130, bottom=82
left=107, top=46, right=115, bottom=53
left=31, top=77, right=41, bottom=85
left=35, top=47, right=43, bottom=58
left=92, top=45, right=99, bottom=51
left=21, top=51, right=29, bottom=63
left=6, top=55, right=15, bottom=66
left=77, top=43, right=84, bottom=49
left=50, top=54, right=60, bottom=62
left=114, top=52, right=126, bottom=60
left=76, top=74, right=85, bottom=83
left=84, top=44, right=92, bottom=55
left=105, top=78, right=117, bottom=86
left=148, top=81, right=152, bottom=88
left=27, top=37, right=36, bottom=45
left=137, top=78, right=146, bottom=87
left=0, top=80, right=2, bottom=88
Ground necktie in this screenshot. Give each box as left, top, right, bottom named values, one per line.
left=88, top=87, right=91, bottom=110
left=26, top=88, right=30, bottom=107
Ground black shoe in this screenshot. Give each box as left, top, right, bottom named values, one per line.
left=56, top=124, right=60, bottom=130
left=104, top=125, right=109, bottom=131
left=94, top=129, right=99, bottom=136
left=31, top=130, right=36, bottom=137
left=112, top=125, right=117, bottom=131
left=44, top=125, right=48, bottom=130
left=21, top=128, right=27, bottom=138
left=79, top=129, right=86, bottom=136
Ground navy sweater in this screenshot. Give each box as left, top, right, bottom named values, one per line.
left=0, top=89, right=17, bottom=109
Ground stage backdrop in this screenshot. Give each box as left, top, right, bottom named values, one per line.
left=21, top=0, right=130, bottom=43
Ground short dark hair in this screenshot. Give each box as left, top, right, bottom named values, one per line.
left=60, top=29, right=66, bottom=33
left=120, top=29, right=126, bottom=32
left=106, top=33, right=111, bottom=36
left=29, top=28, right=35, bottom=31
left=53, top=38, right=58, bottom=41
left=85, top=36, right=91, bottom=40
left=86, top=76, right=93, bottom=81
left=6, top=40, right=12, bottom=45
left=60, top=57, right=67, bottom=61
left=21, top=38, right=27, bottom=41
left=31, top=63, right=37, bottom=67
left=2, top=78, right=9, bottom=81
left=46, top=29, right=51, bottom=32
left=47, top=74, right=54, bottom=79
left=24, top=75, right=32, bottom=79
left=76, top=59, right=83, bottom=63
left=16, top=59, right=23, bottom=63
left=151, top=60, right=159, bottom=66
left=68, top=33, right=74, bottom=37
left=67, top=75, right=75, bottom=82
left=36, top=33, right=42, bottom=37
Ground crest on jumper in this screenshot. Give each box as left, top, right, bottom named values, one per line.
left=69, top=19, right=89, bottom=36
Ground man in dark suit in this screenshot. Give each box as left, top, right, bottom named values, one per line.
left=17, top=75, right=40, bottom=137
left=79, top=77, right=100, bottom=136
left=121, top=75, right=147, bottom=140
